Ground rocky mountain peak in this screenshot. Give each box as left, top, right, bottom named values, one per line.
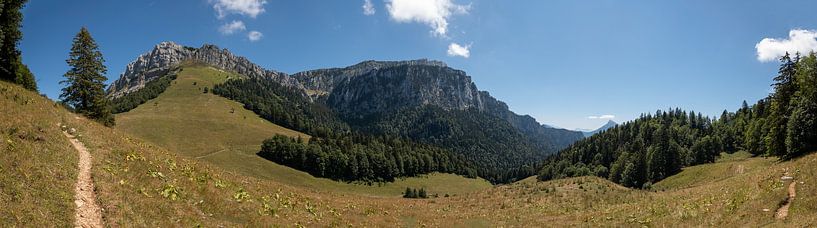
left=294, top=59, right=582, bottom=150
left=107, top=41, right=301, bottom=98
left=292, top=59, right=459, bottom=99
left=582, top=120, right=619, bottom=137
left=350, top=59, right=447, bottom=70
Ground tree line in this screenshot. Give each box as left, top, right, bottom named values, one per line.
left=348, top=105, right=549, bottom=184
left=538, top=52, right=817, bottom=188
left=212, top=77, right=349, bottom=138
left=215, top=77, right=501, bottom=183
left=258, top=134, right=477, bottom=183
left=0, top=0, right=36, bottom=91
left=214, top=75, right=555, bottom=184
left=109, top=70, right=177, bottom=113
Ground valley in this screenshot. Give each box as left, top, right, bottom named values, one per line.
left=6, top=1, right=817, bottom=226
left=115, top=64, right=491, bottom=197
left=2, top=80, right=814, bottom=226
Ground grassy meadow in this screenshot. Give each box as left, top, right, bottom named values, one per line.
left=114, top=65, right=492, bottom=197
left=1, top=78, right=815, bottom=226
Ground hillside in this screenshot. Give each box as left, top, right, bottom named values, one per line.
left=107, top=43, right=583, bottom=183
left=293, top=60, right=584, bottom=152
left=292, top=59, right=584, bottom=182
left=539, top=53, right=817, bottom=189
left=3, top=80, right=816, bottom=226
left=114, top=64, right=491, bottom=196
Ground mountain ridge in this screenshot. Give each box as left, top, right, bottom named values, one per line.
left=108, top=42, right=583, bottom=149
left=582, top=120, right=618, bottom=137
left=108, top=42, right=584, bottom=183
left=291, top=58, right=584, bottom=151
left=106, top=41, right=301, bottom=98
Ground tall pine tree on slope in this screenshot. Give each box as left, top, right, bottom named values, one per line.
left=766, top=53, right=798, bottom=157
left=60, top=27, right=114, bottom=126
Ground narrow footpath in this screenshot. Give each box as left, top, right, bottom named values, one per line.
left=63, top=131, right=103, bottom=227
left=775, top=175, right=797, bottom=220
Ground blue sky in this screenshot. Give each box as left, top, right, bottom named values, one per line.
left=19, top=0, right=817, bottom=130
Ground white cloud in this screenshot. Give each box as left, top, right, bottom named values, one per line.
left=212, top=0, right=267, bottom=19
left=588, top=115, right=615, bottom=119
left=247, top=30, right=263, bottom=41
left=447, top=42, right=470, bottom=58
left=218, top=20, right=246, bottom=35
left=386, top=0, right=469, bottom=36
left=756, top=29, right=817, bottom=62
left=363, top=0, right=376, bottom=16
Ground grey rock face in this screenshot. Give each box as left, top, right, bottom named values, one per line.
left=107, top=41, right=300, bottom=98
left=108, top=42, right=583, bottom=150
left=292, top=60, right=444, bottom=95
left=107, top=42, right=192, bottom=97
left=293, top=59, right=486, bottom=115
left=294, top=60, right=584, bottom=150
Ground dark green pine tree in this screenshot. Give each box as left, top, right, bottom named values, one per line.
left=418, top=188, right=428, bottom=198
left=785, top=94, right=817, bottom=158
left=766, top=53, right=798, bottom=157
left=14, top=57, right=36, bottom=91
left=785, top=53, right=817, bottom=158
left=60, top=27, right=114, bottom=126
left=0, top=0, right=37, bottom=91
left=403, top=187, right=413, bottom=198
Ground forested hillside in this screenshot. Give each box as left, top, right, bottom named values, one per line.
left=213, top=77, right=348, bottom=138
left=212, top=76, right=488, bottom=183
left=109, top=68, right=177, bottom=113
left=304, top=61, right=583, bottom=153
left=214, top=76, right=551, bottom=183
left=538, top=53, right=817, bottom=188
left=210, top=60, right=581, bottom=183
left=259, top=134, right=477, bottom=182
left=349, top=105, right=545, bottom=182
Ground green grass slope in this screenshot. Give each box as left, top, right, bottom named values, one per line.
left=0, top=80, right=419, bottom=226
left=0, top=82, right=76, bottom=226
left=1, top=80, right=815, bottom=226
left=115, top=65, right=491, bottom=196
left=653, top=151, right=776, bottom=190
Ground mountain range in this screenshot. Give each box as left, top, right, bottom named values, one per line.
left=106, top=41, right=584, bottom=183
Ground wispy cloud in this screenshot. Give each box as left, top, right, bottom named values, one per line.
left=210, top=0, right=265, bottom=43
left=385, top=0, right=469, bottom=37
left=218, top=20, right=246, bottom=35
left=756, top=29, right=817, bottom=62
left=247, top=30, right=263, bottom=42
left=362, top=0, right=376, bottom=15
left=447, top=42, right=470, bottom=58
left=212, top=0, right=267, bottom=19
left=588, top=115, right=615, bottom=119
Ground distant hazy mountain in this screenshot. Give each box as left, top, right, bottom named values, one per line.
left=582, top=120, right=618, bottom=137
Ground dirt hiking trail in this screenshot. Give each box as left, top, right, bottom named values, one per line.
left=775, top=174, right=797, bottom=220
left=63, top=130, right=103, bottom=227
